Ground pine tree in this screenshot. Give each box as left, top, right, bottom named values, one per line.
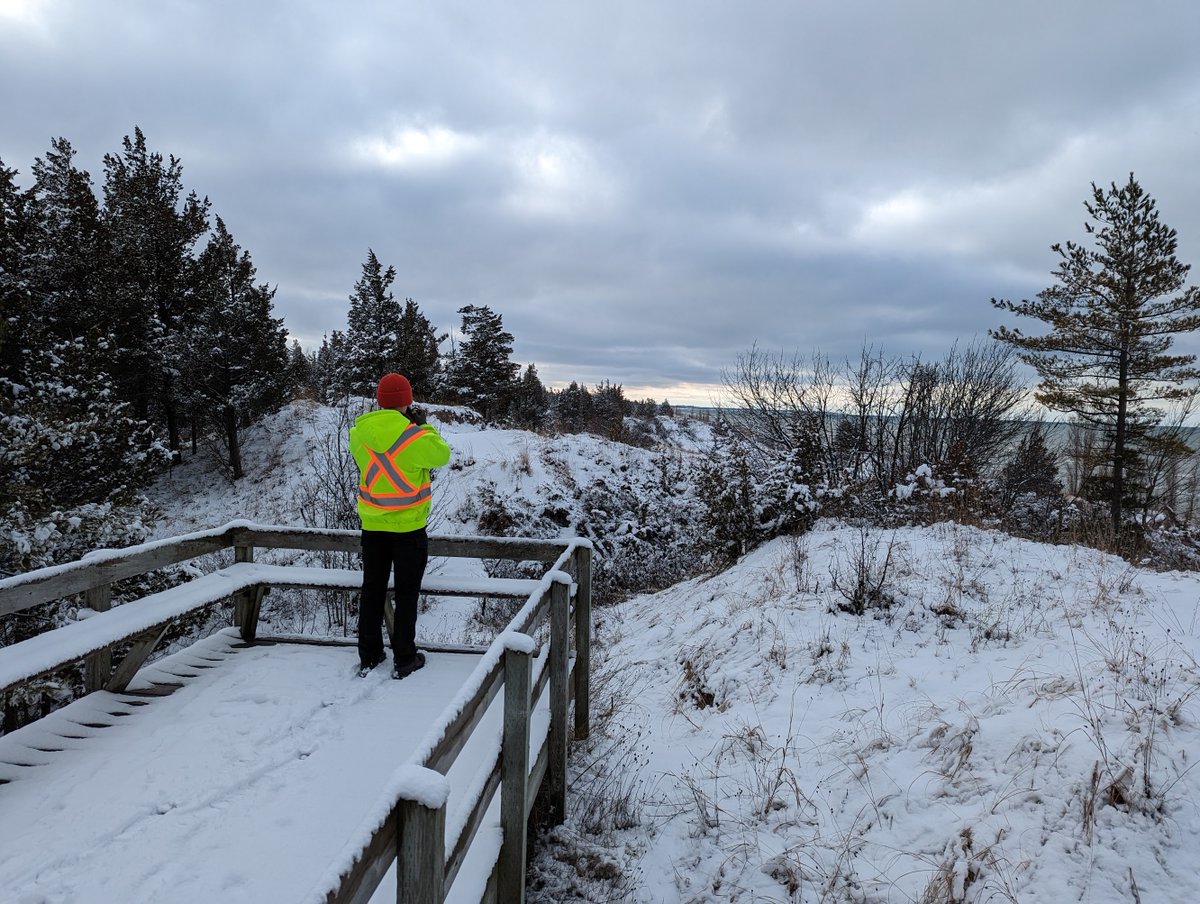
left=0, top=159, right=33, bottom=384
left=102, top=127, right=210, bottom=456
left=452, top=304, right=518, bottom=421
left=287, top=339, right=315, bottom=398
left=395, top=297, right=444, bottom=400
left=27, top=138, right=108, bottom=345
left=590, top=380, right=627, bottom=439
left=343, top=249, right=402, bottom=396
left=1000, top=424, right=1062, bottom=508
left=187, top=217, right=289, bottom=479
left=992, top=175, right=1200, bottom=531
left=553, top=381, right=592, bottom=433
left=510, top=363, right=548, bottom=430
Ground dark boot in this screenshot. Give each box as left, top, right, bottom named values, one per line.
left=392, top=652, right=426, bottom=679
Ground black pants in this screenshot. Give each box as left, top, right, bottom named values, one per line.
left=359, top=528, right=428, bottom=665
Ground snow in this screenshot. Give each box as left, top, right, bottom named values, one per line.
left=552, top=523, right=1200, bottom=902
left=5, top=400, right=1200, bottom=902
left=0, top=631, right=499, bottom=902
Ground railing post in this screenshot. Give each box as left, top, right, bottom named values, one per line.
left=547, top=578, right=570, bottom=825
left=233, top=544, right=254, bottom=637
left=397, top=796, right=446, bottom=904
left=500, top=639, right=532, bottom=904
left=573, top=545, right=592, bottom=740
left=83, top=583, right=112, bottom=692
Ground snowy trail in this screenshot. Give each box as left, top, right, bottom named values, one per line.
left=0, top=629, right=497, bottom=904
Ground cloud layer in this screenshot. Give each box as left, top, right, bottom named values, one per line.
left=4, top=0, right=1199, bottom=402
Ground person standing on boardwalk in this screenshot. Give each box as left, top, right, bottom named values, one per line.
left=349, top=373, right=452, bottom=678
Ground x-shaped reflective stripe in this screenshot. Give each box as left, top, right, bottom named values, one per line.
left=358, top=425, right=433, bottom=509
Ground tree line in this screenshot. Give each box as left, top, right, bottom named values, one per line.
left=0, top=128, right=676, bottom=573
left=295, top=247, right=672, bottom=438
left=710, top=175, right=1200, bottom=560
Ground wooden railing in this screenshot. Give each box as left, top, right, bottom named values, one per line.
left=0, top=522, right=593, bottom=904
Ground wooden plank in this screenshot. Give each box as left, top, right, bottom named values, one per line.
left=526, top=733, right=550, bottom=821
left=228, top=525, right=570, bottom=563
left=0, top=533, right=234, bottom=617
left=515, top=586, right=551, bottom=636
left=573, top=546, right=592, bottom=740
left=397, top=799, right=445, bottom=904
left=256, top=635, right=488, bottom=655
left=426, top=657, right=504, bottom=775
left=546, top=579, right=570, bottom=824
left=499, top=644, right=532, bottom=904
left=83, top=583, right=113, bottom=693
left=326, top=805, right=399, bottom=904
left=444, top=745, right=502, bottom=893
left=105, top=624, right=172, bottom=693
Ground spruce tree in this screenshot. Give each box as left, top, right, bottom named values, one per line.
left=102, top=127, right=210, bottom=456
left=452, top=304, right=518, bottom=421
left=511, top=363, right=548, bottom=430
left=287, top=339, right=315, bottom=398
left=0, top=160, right=32, bottom=384
left=344, top=249, right=402, bottom=396
left=27, top=138, right=108, bottom=345
left=395, top=297, right=444, bottom=400
left=553, top=381, right=592, bottom=433
left=187, top=217, right=289, bottom=479
left=992, top=175, right=1200, bottom=531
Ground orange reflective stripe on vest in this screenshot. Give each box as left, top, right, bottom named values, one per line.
left=357, top=425, right=433, bottom=510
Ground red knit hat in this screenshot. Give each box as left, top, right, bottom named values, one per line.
left=376, top=373, right=413, bottom=409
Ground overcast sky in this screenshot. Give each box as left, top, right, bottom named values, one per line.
left=3, top=1, right=1199, bottom=403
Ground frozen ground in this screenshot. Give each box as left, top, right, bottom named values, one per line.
left=541, top=523, right=1200, bottom=903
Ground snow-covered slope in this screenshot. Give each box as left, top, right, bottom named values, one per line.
left=140, top=403, right=1200, bottom=902
left=535, top=525, right=1200, bottom=903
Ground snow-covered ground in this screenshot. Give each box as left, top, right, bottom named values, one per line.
left=6, top=401, right=1200, bottom=902
left=537, top=527, right=1200, bottom=903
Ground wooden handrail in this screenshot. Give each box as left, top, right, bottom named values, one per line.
left=0, top=522, right=578, bottom=617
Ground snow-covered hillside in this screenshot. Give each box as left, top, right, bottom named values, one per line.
left=533, top=527, right=1200, bottom=903
left=142, top=402, right=1200, bottom=903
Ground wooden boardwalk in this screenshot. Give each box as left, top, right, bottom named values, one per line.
left=0, top=524, right=592, bottom=904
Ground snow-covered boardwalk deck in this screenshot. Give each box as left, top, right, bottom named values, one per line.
left=0, top=524, right=594, bottom=904
left=0, top=631, right=506, bottom=902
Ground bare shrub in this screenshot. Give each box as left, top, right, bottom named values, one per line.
left=829, top=526, right=904, bottom=616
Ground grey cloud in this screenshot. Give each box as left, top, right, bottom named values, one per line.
left=4, top=0, right=1200, bottom=402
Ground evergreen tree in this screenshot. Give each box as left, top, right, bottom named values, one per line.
left=451, top=304, right=518, bottom=421
left=590, top=380, right=627, bottom=439
left=992, top=175, right=1200, bottom=531
left=510, top=363, right=548, bottom=430
left=395, top=297, right=444, bottom=400
left=27, top=138, right=108, bottom=345
left=1000, top=424, right=1062, bottom=508
left=187, top=217, right=289, bottom=479
left=0, top=159, right=32, bottom=384
left=319, top=330, right=350, bottom=401
left=102, top=127, right=210, bottom=456
left=553, top=381, right=592, bottom=433
left=343, top=249, right=401, bottom=396
left=696, top=421, right=758, bottom=564
left=287, top=339, right=315, bottom=398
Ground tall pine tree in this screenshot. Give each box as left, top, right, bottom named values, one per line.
left=343, top=248, right=402, bottom=396
left=451, top=304, right=518, bottom=421
left=102, top=127, right=210, bottom=456
left=395, top=297, right=444, bottom=401
left=992, top=175, right=1200, bottom=531
left=187, top=217, right=289, bottom=479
